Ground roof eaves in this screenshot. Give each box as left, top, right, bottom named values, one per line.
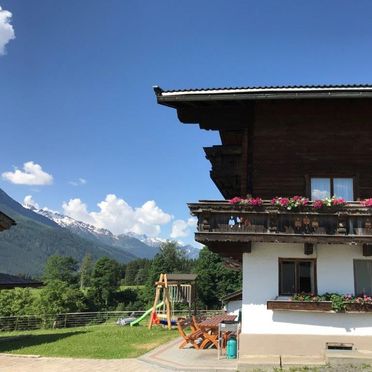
left=221, top=289, right=242, bottom=302
left=154, top=84, right=372, bottom=102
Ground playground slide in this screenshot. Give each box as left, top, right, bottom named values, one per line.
left=130, top=301, right=164, bottom=327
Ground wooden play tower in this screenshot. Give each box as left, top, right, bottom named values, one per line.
left=148, top=273, right=197, bottom=330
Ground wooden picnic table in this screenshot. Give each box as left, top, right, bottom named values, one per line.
left=198, top=314, right=237, bottom=330
left=197, top=314, right=237, bottom=349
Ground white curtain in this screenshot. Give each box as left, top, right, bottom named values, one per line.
left=334, top=178, right=353, bottom=201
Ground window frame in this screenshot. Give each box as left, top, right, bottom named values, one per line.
left=278, top=258, right=317, bottom=296
left=306, top=175, right=357, bottom=201
left=353, top=259, right=372, bottom=296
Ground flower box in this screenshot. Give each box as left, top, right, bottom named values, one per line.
left=267, top=300, right=332, bottom=312
left=344, top=303, right=372, bottom=312
left=267, top=300, right=372, bottom=313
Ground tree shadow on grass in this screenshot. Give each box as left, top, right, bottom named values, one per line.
left=0, top=331, right=87, bottom=353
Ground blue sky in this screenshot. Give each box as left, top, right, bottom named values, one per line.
left=1, top=0, right=372, bottom=244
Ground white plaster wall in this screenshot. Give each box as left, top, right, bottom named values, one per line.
left=317, top=244, right=364, bottom=294
left=242, top=242, right=372, bottom=335
left=226, top=300, right=242, bottom=316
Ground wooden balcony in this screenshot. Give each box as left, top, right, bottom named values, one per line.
left=188, top=200, right=372, bottom=250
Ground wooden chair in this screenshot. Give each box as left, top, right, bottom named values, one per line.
left=191, top=316, right=219, bottom=349
left=176, top=319, right=204, bottom=349
left=191, top=315, right=200, bottom=331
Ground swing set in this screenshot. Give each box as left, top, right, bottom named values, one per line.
left=148, top=273, right=197, bottom=330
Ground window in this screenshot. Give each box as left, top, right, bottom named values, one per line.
left=311, top=177, right=354, bottom=201
left=279, top=259, right=316, bottom=295
left=354, top=260, right=372, bottom=296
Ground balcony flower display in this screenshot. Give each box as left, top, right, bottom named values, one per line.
left=361, top=198, right=372, bottom=207
left=228, top=196, right=263, bottom=207
left=271, top=196, right=309, bottom=210
left=228, top=197, right=243, bottom=205
left=313, top=196, right=346, bottom=210
left=241, top=197, right=263, bottom=207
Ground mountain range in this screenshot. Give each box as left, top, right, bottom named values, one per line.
left=0, top=188, right=200, bottom=276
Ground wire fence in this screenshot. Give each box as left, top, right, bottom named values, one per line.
left=0, top=309, right=223, bottom=332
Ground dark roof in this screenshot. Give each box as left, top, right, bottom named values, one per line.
left=155, top=83, right=372, bottom=94
left=166, top=273, right=197, bottom=282
left=0, top=211, right=16, bottom=232
left=221, top=289, right=242, bottom=302
left=154, top=84, right=372, bottom=104
left=0, top=273, right=43, bottom=289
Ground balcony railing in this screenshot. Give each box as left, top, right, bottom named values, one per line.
left=188, top=200, right=372, bottom=245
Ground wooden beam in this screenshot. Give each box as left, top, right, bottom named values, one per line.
left=363, top=244, right=372, bottom=256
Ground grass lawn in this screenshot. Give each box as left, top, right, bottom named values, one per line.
left=0, top=323, right=178, bottom=359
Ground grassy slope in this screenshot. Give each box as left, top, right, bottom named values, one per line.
left=0, top=324, right=178, bottom=359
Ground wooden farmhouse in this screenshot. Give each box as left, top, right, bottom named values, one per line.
left=155, top=84, right=372, bottom=357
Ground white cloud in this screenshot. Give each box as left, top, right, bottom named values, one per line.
left=62, top=198, right=94, bottom=224
left=23, top=195, right=40, bottom=209
left=69, top=178, right=87, bottom=186
left=312, top=189, right=330, bottom=200
left=62, top=194, right=172, bottom=237
left=170, top=217, right=197, bottom=239
left=0, top=6, right=15, bottom=55
left=2, top=161, right=53, bottom=185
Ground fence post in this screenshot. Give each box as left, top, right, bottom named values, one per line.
left=14, top=316, right=18, bottom=331
left=64, top=314, right=67, bottom=328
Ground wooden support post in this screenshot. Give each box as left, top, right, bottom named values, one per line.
left=163, top=274, right=172, bottom=330
left=148, top=273, right=163, bottom=329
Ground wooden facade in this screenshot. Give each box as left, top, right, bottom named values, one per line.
left=251, top=99, right=372, bottom=199
left=155, top=85, right=372, bottom=260
left=156, top=87, right=372, bottom=200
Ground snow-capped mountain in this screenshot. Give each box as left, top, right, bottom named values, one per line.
left=126, top=232, right=166, bottom=247
left=35, top=208, right=114, bottom=240
left=24, top=204, right=200, bottom=260
left=126, top=233, right=200, bottom=259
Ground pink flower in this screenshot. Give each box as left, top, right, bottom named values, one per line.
left=361, top=198, right=372, bottom=207
left=332, top=197, right=346, bottom=206
left=313, top=200, right=324, bottom=209
left=228, top=197, right=242, bottom=205
left=280, top=198, right=290, bottom=207
left=248, top=197, right=263, bottom=206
